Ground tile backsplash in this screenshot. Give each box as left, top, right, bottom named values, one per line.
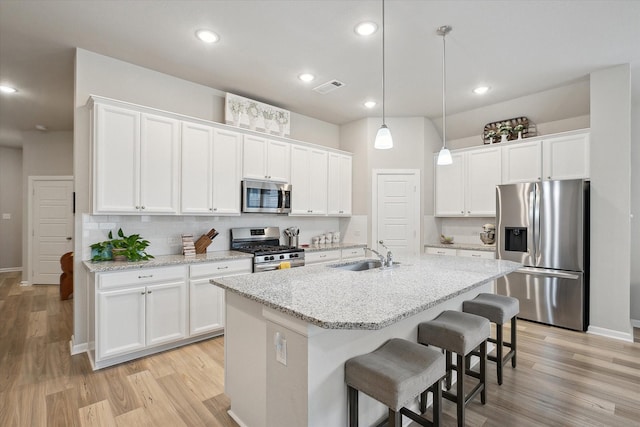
left=82, top=214, right=363, bottom=260
left=439, top=217, right=496, bottom=245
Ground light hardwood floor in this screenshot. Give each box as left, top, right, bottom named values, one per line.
left=1, top=271, right=639, bottom=426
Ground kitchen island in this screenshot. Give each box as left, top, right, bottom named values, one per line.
left=212, top=254, right=520, bottom=427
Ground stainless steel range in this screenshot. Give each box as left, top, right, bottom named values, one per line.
left=231, top=227, right=305, bottom=272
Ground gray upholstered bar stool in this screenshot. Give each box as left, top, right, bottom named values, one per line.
left=463, top=293, right=519, bottom=385
left=345, top=338, right=446, bottom=427
left=418, top=310, right=490, bottom=427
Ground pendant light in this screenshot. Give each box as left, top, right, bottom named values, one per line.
left=437, top=25, right=452, bottom=165
left=374, top=0, right=393, bottom=149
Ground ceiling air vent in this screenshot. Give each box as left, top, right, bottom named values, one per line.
left=312, top=79, right=346, bottom=95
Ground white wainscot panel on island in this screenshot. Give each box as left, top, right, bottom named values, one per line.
left=212, top=254, right=520, bottom=427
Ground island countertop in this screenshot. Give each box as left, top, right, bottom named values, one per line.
left=212, top=254, right=520, bottom=330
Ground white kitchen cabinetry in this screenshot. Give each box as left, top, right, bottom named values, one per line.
left=95, top=266, right=187, bottom=362
left=426, top=247, right=495, bottom=259
left=501, top=140, right=543, bottom=184
left=435, top=146, right=501, bottom=217
left=189, top=258, right=252, bottom=336
left=242, top=135, right=290, bottom=182
left=327, top=153, right=353, bottom=216
left=305, top=250, right=341, bottom=265
left=501, top=131, right=590, bottom=184
left=181, top=124, right=242, bottom=215
left=290, top=145, right=328, bottom=215
left=542, top=132, right=590, bottom=180
left=341, top=247, right=365, bottom=260
left=92, top=102, right=180, bottom=214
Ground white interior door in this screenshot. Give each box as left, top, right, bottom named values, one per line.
left=31, top=178, right=73, bottom=284
left=373, top=171, right=420, bottom=258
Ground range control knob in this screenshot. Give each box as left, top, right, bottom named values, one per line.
left=280, top=255, right=285, bottom=259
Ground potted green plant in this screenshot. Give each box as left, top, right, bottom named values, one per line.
left=90, top=228, right=154, bottom=262
left=498, top=123, right=512, bottom=142
left=485, top=130, right=497, bottom=144
left=513, top=124, right=525, bottom=140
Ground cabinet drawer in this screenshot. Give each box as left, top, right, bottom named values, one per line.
left=305, top=250, right=341, bottom=265
left=341, top=247, right=365, bottom=260
left=426, top=247, right=456, bottom=256
left=190, top=258, right=252, bottom=278
left=97, top=265, right=186, bottom=290
left=456, top=249, right=495, bottom=259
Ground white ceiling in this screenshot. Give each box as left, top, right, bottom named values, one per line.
left=1, top=0, right=639, bottom=148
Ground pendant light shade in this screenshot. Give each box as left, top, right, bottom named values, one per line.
left=437, top=147, right=452, bottom=165
left=436, top=25, right=452, bottom=165
left=374, top=124, right=393, bottom=149
left=374, top=0, right=393, bottom=149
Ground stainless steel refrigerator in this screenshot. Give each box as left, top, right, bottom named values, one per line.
left=496, top=179, right=589, bottom=331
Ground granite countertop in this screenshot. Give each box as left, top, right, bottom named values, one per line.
left=426, top=242, right=496, bottom=252
left=83, top=250, right=253, bottom=273
left=212, top=254, right=520, bottom=330
left=301, top=242, right=366, bottom=252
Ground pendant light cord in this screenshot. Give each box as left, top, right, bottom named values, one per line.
left=441, top=27, right=447, bottom=149
left=381, top=0, right=386, bottom=125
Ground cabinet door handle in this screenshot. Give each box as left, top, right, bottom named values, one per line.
left=135, top=206, right=140, bottom=209
left=141, top=206, right=145, bottom=210
left=547, top=176, right=551, bottom=179
left=209, top=208, right=213, bottom=211
left=320, top=254, right=327, bottom=258
left=213, top=208, right=218, bottom=211
left=217, top=266, right=229, bottom=270
left=460, top=210, right=464, bottom=214
left=66, top=237, right=72, bottom=240
left=140, top=291, right=146, bottom=295
left=138, top=274, right=153, bottom=279
left=147, top=290, right=152, bottom=294
left=471, top=254, right=481, bottom=258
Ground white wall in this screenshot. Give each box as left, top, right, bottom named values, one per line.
left=72, top=49, right=341, bottom=349
left=630, top=63, right=640, bottom=325
left=0, top=146, right=23, bottom=269
left=21, top=131, right=73, bottom=280
left=589, top=64, right=632, bottom=338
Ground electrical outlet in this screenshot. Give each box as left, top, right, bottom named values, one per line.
left=276, top=338, right=287, bottom=365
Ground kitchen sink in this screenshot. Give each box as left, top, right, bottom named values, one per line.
left=331, top=260, right=400, bottom=271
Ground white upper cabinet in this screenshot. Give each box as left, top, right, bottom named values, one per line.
left=435, top=147, right=501, bottom=217
left=435, top=152, right=465, bottom=216
left=92, top=103, right=180, bottom=215
left=466, top=146, right=502, bottom=215
left=93, top=103, right=140, bottom=214
left=139, top=114, right=181, bottom=213
left=242, top=135, right=290, bottom=182
left=290, top=145, right=328, bottom=215
left=542, top=132, right=590, bottom=180
left=181, top=122, right=214, bottom=214
left=501, top=131, right=590, bottom=184
left=501, top=140, right=542, bottom=184
left=327, top=153, right=352, bottom=216
left=181, top=124, right=242, bottom=215
left=211, top=128, right=243, bottom=214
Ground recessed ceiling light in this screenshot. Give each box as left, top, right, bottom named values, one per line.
left=473, top=86, right=490, bottom=95
left=0, top=85, right=18, bottom=94
left=355, top=22, right=378, bottom=36
left=298, top=73, right=315, bottom=83
left=195, top=29, right=219, bottom=43
left=364, top=100, right=377, bottom=109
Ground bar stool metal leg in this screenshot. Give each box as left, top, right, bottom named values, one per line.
left=511, top=316, right=517, bottom=368
left=348, top=385, right=358, bottom=427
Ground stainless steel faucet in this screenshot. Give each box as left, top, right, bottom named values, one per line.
left=378, top=240, right=393, bottom=268
left=365, top=241, right=394, bottom=268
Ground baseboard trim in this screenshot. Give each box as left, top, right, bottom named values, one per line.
left=227, top=410, right=249, bottom=427
left=20, top=281, right=31, bottom=287
left=0, top=267, right=22, bottom=273
left=587, top=325, right=634, bottom=343
left=70, top=336, right=88, bottom=355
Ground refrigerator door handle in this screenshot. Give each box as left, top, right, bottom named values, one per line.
left=516, top=267, right=580, bottom=280
left=533, top=184, right=541, bottom=260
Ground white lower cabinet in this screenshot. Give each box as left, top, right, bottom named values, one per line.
left=426, top=247, right=495, bottom=259
left=189, top=258, right=252, bottom=336
left=95, top=265, right=187, bottom=361
left=305, top=249, right=341, bottom=265
left=341, top=247, right=365, bottom=260
left=90, top=259, right=252, bottom=369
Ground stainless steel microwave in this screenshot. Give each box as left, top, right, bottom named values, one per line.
left=241, top=180, right=291, bottom=214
